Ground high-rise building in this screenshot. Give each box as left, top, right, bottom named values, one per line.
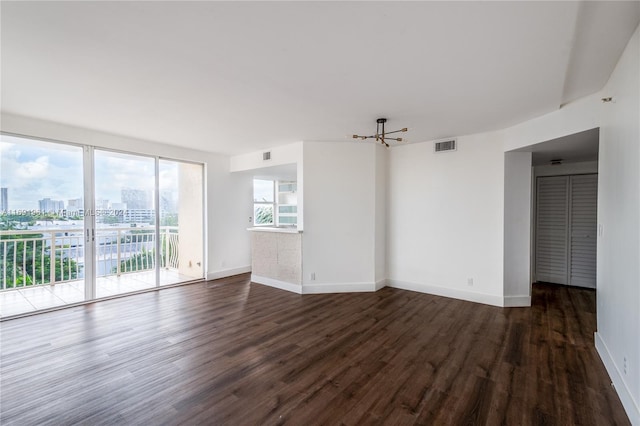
left=95, top=199, right=110, bottom=210
left=121, top=189, right=151, bottom=210
left=67, top=198, right=83, bottom=209
left=38, top=198, right=64, bottom=213
left=0, top=188, right=7, bottom=212
left=124, top=209, right=155, bottom=223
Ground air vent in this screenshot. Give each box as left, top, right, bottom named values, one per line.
left=263, top=151, right=271, bottom=161
left=434, top=139, right=456, bottom=153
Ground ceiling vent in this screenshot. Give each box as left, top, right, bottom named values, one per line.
left=263, top=151, right=271, bottom=161
left=434, top=139, right=457, bottom=153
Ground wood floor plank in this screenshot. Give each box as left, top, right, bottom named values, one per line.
left=0, top=276, right=631, bottom=425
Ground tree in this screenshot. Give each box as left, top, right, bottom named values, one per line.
left=116, top=247, right=156, bottom=273
left=0, top=233, right=80, bottom=289
left=113, top=232, right=176, bottom=273
left=102, top=215, right=122, bottom=225
left=255, top=206, right=273, bottom=225
left=160, top=214, right=178, bottom=226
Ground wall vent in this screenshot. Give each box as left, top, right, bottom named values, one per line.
left=263, top=151, right=271, bottom=161
left=434, top=139, right=456, bottom=153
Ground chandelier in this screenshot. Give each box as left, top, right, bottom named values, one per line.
left=352, top=118, right=408, bottom=147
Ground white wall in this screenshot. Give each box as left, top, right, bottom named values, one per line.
left=595, top=25, right=640, bottom=424
left=503, top=92, right=601, bottom=152
left=387, top=131, right=506, bottom=306
left=206, top=155, right=253, bottom=279
left=503, top=152, right=532, bottom=306
left=229, top=141, right=303, bottom=172
left=374, top=144, right=387, bottom=286
left=301, top=141, right=377, bottom=291
left=0, top=112, right=253, bottom=281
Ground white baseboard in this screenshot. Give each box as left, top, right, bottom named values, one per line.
left=387, top=279, right=503, bottom=307
left=375, top=279, right=387, bottom=291
left=251, top=275, right=302, bottom=294
left=503, top=295, right=532, bottom=307
left=595, top=332, right=639, bottom=425
left=206, top=265, right=251, bottom=281
left=302, top=282, right=377, bottom=294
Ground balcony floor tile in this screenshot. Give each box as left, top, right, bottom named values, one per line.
left=1, top=270, right=199, bottom=318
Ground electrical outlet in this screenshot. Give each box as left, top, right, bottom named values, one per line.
left=249, top=216, right=252, bottom=223
left=467, top=278, right=474, bottom=286
left=310, top=272, right=316, bottom=281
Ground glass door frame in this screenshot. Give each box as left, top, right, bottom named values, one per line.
left=2, top=131, right=206, bottom=307
left=158, top=156, right=207, bottom=284
left=83, top=145, right=96, bottom=300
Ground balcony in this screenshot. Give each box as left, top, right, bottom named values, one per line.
left=0, top=226, right=195, bottom=318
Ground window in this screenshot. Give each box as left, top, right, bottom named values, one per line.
left=253, top=179, right=274, bottom=226
left=277, top=182, right=297, bottom=226
left=253, top=179, right=298, bottom=227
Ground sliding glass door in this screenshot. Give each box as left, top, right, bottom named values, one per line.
left=0, top=134, right=205, bottom=317
left=94, top=150, right=157, bottom=297
left=159, top=159, right=204, bottom=284
left=0, top=134, right=87, bottom=316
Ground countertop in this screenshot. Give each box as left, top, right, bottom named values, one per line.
left=246, top=227, right=302, bottom=234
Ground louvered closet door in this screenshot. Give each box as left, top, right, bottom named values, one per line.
left=569, top=174, right=598, bottom=288
left=536, top=176, right=569, bottom=284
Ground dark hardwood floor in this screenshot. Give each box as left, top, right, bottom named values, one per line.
left=0, top=275, right=629, bottom=425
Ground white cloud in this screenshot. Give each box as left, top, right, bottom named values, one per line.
left=16, top=156, right=50, bottom=179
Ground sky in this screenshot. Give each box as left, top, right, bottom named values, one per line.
left=253, top=179, right=274, bottom=203
left=0, top=134, right=182, bottom=211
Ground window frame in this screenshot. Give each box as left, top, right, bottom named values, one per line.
left=253, top=179, right=275, bottom=227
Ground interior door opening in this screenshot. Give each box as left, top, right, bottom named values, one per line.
left=529, top=128, right=600, bottom=290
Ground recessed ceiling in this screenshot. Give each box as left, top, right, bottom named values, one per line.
left=1, top=1, right=638, bottom=155
left=249, top=163, right=297, bottom=181
left=513, top=128, right=600, bottom=166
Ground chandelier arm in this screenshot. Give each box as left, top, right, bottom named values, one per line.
left=382, top=128, right=407, bottom=135
left=352, top=119, right=407, bottom=146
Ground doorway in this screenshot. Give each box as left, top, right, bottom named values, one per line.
left=527, top=128, right=600, bottom=289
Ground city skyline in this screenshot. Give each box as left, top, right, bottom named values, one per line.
left=1, top=134, right=180, bottom=211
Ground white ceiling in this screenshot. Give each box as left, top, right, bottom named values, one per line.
left=1, top=1, right=638, bottom=156
left=514, top=128, right=600, bottom=166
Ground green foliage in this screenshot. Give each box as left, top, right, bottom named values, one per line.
left=255, top=206, right=273, bottom=225
left=113, top=232, right=176, bottom=274
left=117, top=247, right=156, bottom=273
left=102, top=215, right=122, bottom=224
left=0, top=234, right=80, bottom=289
left=160, top=214, right=178, bottom=226
left=1, top=212, right=71, bottom=230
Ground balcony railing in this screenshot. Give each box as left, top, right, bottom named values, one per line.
left=0, top=226, right=179, bottom=290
